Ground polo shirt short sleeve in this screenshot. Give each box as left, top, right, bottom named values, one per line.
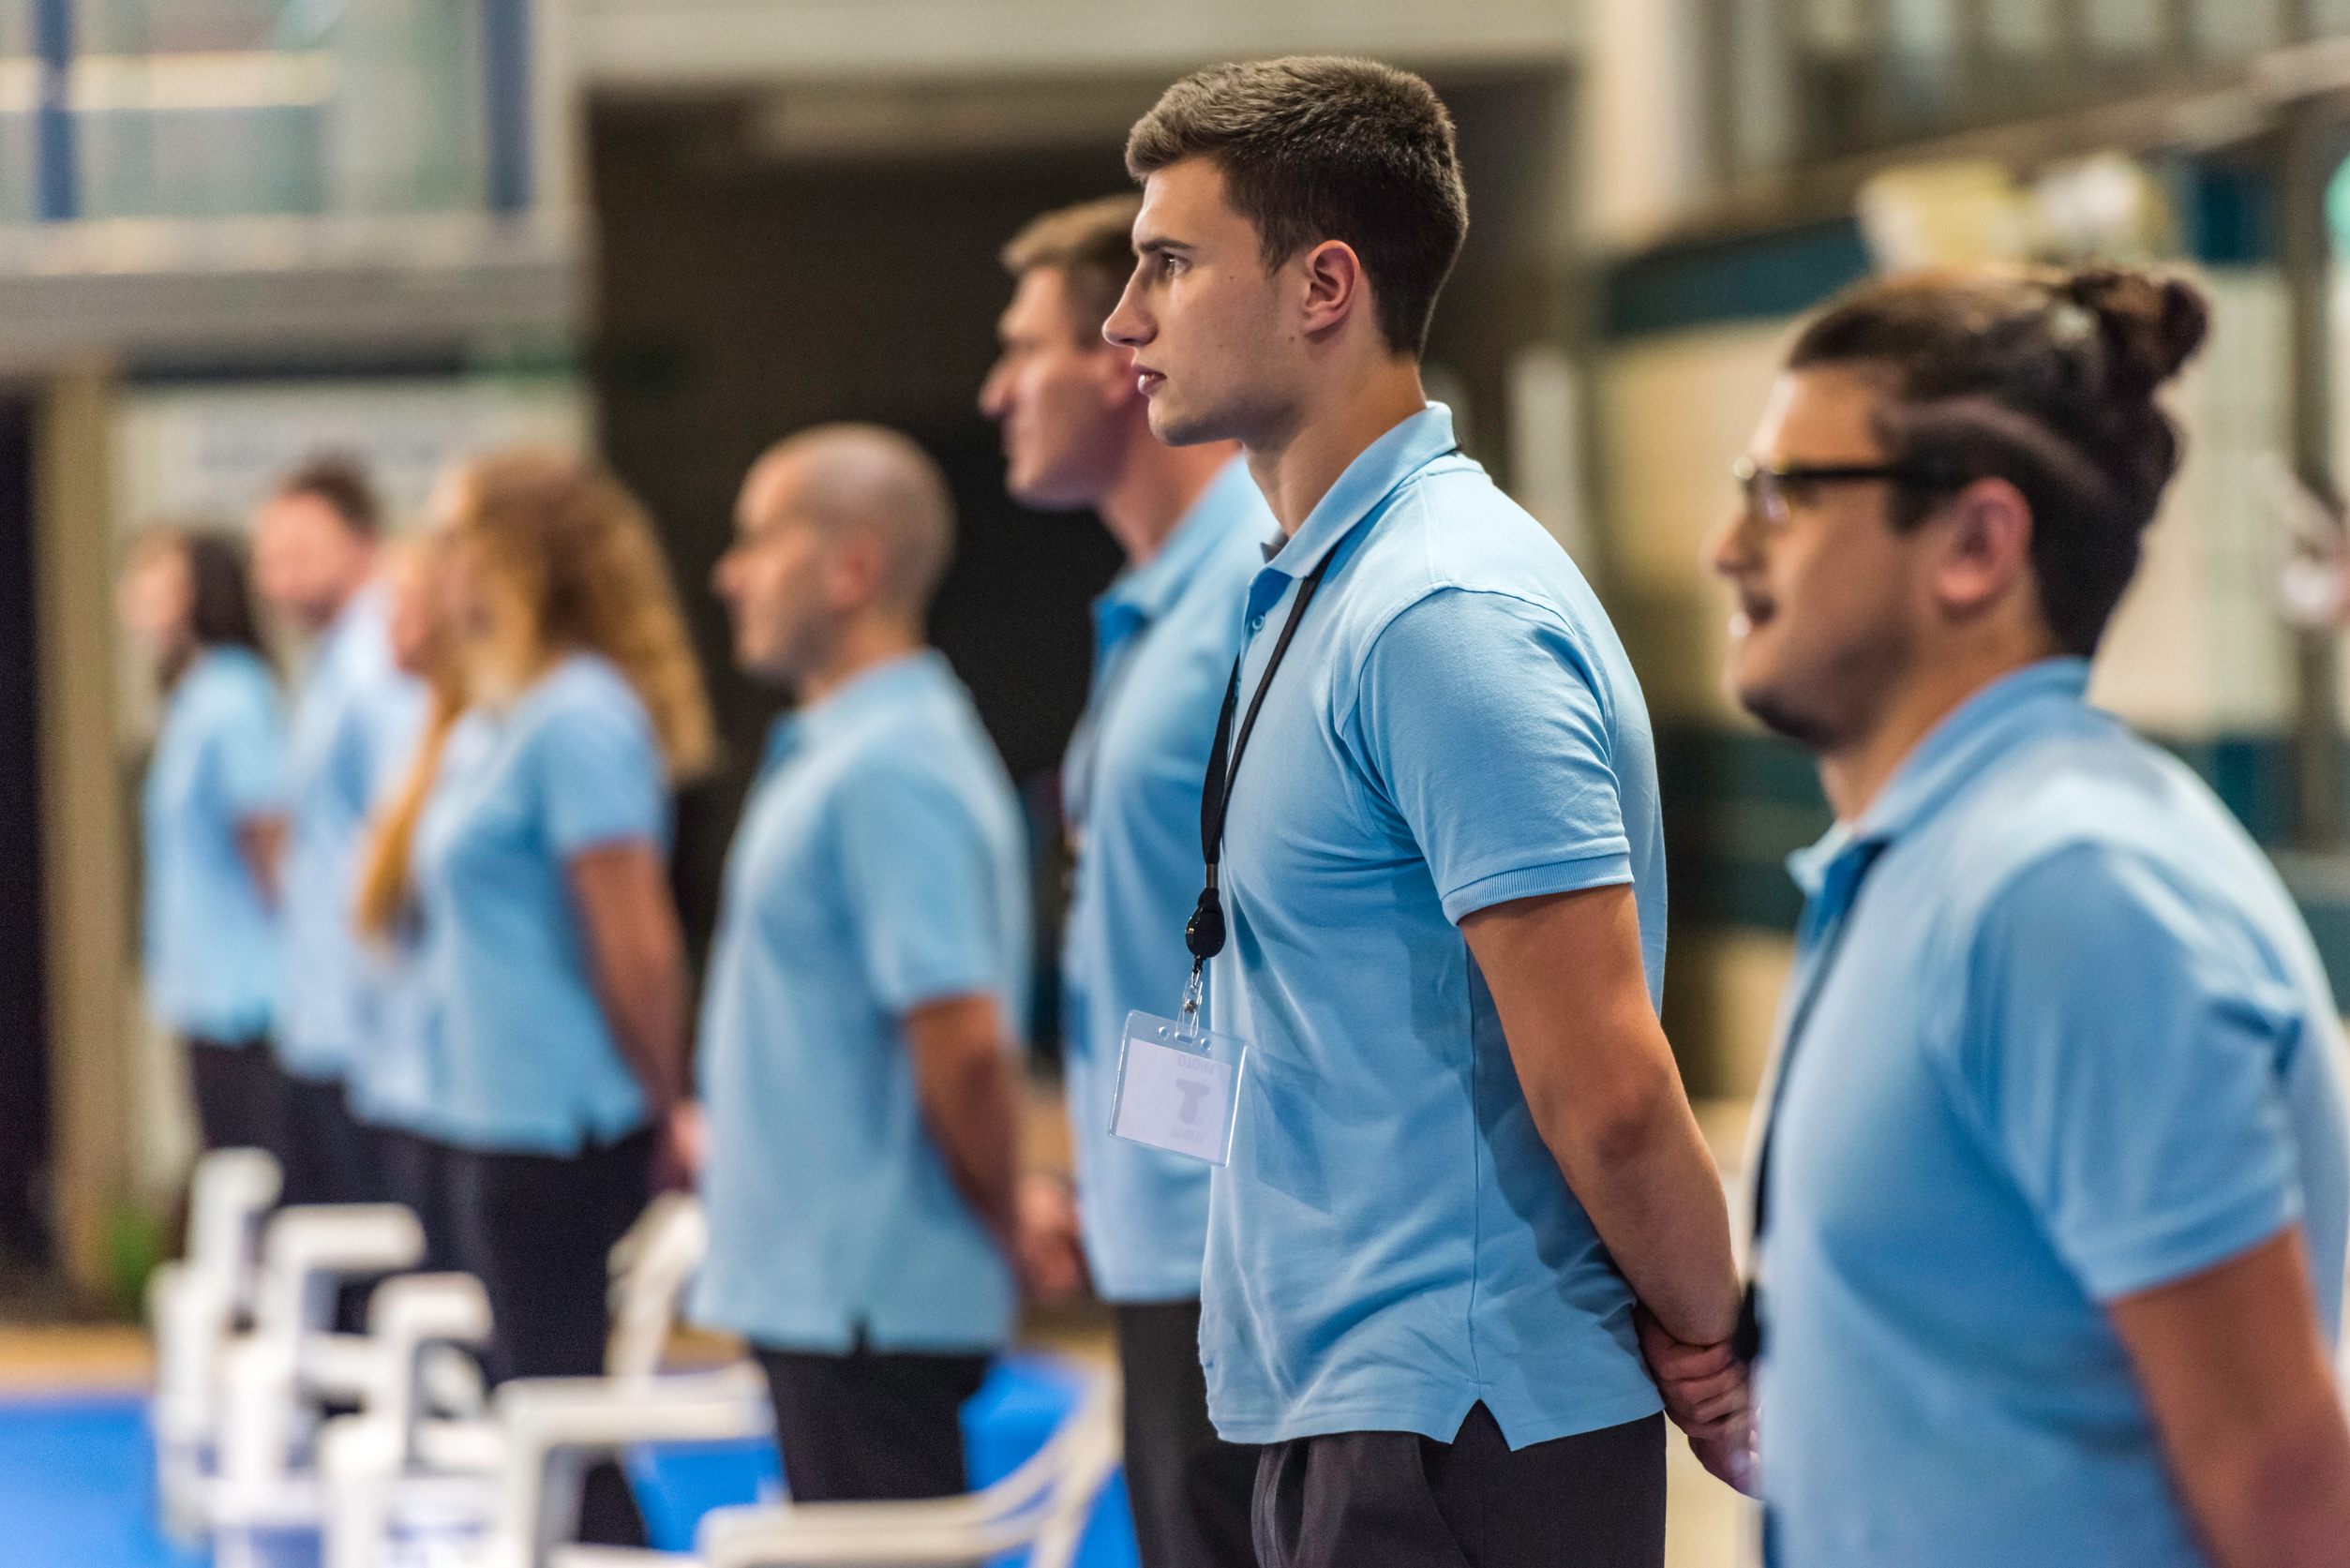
left=212, top=675, right=287, bottom=820
left=538, top=681, right=667, bottom=857
left=838, top=767, right=1007, bottom=1016
left=1960, top=844, right=2305, bottom=1302
left=1353, top=589, right=1635, bottom=928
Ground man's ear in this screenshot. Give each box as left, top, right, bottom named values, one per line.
left=1929, top=475, right=2035, bottom=619
left=1297, top=239, right=1370, bottom=340
left=825, top=528, right=887, bottom=611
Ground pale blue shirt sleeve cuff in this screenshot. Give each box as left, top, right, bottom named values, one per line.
left=1442, top=847, right=1633, bottom=925
left=2073, top=1170, right=2300, bottom=1303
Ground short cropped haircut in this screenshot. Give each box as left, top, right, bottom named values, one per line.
left=1126, top=56, right=1468, bottom=359
left=277, top=451, right=382, bottom=536
left=1789, top=264, right=2208, bottom=656
left=1000, top=195, right=1144, bottom=344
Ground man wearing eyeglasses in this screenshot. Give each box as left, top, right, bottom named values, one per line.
left=1643, top=266, right=2350, bottom=1567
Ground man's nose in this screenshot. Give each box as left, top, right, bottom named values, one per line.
left=1705, top=506, right=1755, bottom=579
left=1102, top=276, right=1149, bottom=350
left=978, top=361, right=1009, bottom=419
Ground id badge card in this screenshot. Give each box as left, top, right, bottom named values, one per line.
left=1109, top=1009, right=1249, bottom=1166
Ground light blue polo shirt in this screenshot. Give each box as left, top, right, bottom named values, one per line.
left=690, top=651, right=1029, bottom=1352
left=347, top=922, right=445, bottom=1138
left=277, top=587, right=427, bottom=1083
left=1202, top=404, right=1669, bottom=1448
left=1061, top=457, right=1271, bottom=1303
left=1756, top=659, right=2350, bottom=1567
left=142, top=646, right=288, bottom=1043
left=413, top=653, right=667, bottom=1156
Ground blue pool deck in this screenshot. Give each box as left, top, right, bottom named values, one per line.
left=0, top=1352, right=1139, bottom=1568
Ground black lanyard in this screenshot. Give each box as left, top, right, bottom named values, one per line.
left=1182, top=543, right=1342, bottom=972
left=1732, top=839, right=1884, bottom=1363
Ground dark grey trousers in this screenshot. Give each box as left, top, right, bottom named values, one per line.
left=756, top=1341, right=992, bottom=1501
left=1114, top=1300, right=1261, bottom=1568
left=1252, top=1404, right=1666, bottom=1568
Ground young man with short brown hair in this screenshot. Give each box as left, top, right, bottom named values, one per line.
left=1107, top=57, right=1737, bottom=1568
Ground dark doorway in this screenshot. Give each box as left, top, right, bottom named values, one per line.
left=0, top=396, right=53, bottom=1267
left=590, top=107, right=1135, bottom=1057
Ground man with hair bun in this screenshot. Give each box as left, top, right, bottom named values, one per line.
left=1109, top=57, right=1738, bottom=1567
left=689, top=425, right=1033, bottom=1503
left=1651, top=263, right=2350, bottom=1565
left=982, top=194, right=1271, bottom=1567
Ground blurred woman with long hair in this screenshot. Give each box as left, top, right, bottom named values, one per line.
left=409, top=451, right=711, bottom=1536
left=348, top=530, right=469, bottom=1269
left=118, top=527, right=289, bottom=1155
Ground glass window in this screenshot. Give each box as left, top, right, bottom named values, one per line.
left=44, top=0, right=484, bottom=221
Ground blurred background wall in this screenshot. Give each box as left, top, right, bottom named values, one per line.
left=12, top=0, right=2350, bottom=1308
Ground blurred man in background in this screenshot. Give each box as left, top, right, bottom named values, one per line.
left=253, top=455, right=427, bottom=1207
left=1648, top=264, right=2350, bottom=1567
left=981, top=193, right=1270, bottom=1568
left=1105, top=57, right=1737, bottom=1568
left=690, top=425, right=1033, bottom=1501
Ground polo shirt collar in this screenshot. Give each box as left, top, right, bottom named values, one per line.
left=1787, top=656, right=2092, bottom=903
left=1254, top=404, right=1458, bottom=611
left=1102, top=456, right=1257, bottom=626
left=764, top=649, right=949, bottom=775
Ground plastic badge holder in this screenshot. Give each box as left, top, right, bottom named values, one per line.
left=1109, top=1008, right=1250, bottom=1166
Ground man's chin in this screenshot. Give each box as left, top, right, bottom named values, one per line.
left=1729, top=663, right=1833, bottom=751
left=1147, top=400, right=1229, bottom=449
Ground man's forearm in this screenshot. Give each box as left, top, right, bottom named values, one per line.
left=918, top=1048, right=1022, bottom=1253
left=1541, top=1063, right=1741, bottom=1346
left=602, top=950, right=688, bottom=1115
left=1463, top=887, right=1742, bottom=1347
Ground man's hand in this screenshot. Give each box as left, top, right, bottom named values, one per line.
left=1637, top=1307, right=1758, bottom=1495
left=1016, top=1173, right=1091, bottom=1306
left=656, top=1099, right=707, bottom=1192
left=1635, top=1307, right=1749, bottom=1439
left=1639, top=1308, right=1759, bottom=1496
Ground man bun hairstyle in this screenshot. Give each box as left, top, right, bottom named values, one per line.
left=1126, top=56, right=1469, bottom=359
left=1001, top=194, right=1144, bottom=345
left=277, top=450, right=382, bottom=536
left=1789, top=263, right=2208, bottom=656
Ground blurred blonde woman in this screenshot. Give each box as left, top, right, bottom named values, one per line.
left=407, top=453, right=711, bottom=1533
left=349, top=531, right=470, bottom=1270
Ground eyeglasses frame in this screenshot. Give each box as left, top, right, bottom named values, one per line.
left=1730, top=455, right=1963, bottom=530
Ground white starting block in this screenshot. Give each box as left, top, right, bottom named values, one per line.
left=151, top=1147, right=283, bottom=1540
left=317, top=1273, right=501, bottom=1568
left=208, top=1203, right=427, bottom=1562
left=686, top=1373, right=1121, bottom=1568
left=321, top=1195, right=774, bottom=1568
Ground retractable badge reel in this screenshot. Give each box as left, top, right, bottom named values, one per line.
left=1108, top=542, right=1340, bottom=1168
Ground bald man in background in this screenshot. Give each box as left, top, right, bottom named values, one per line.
left=687, top=425, right=1034, bottom=1501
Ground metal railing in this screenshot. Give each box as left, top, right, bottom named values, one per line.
left=1700, top=0, right=2350, bottom=181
